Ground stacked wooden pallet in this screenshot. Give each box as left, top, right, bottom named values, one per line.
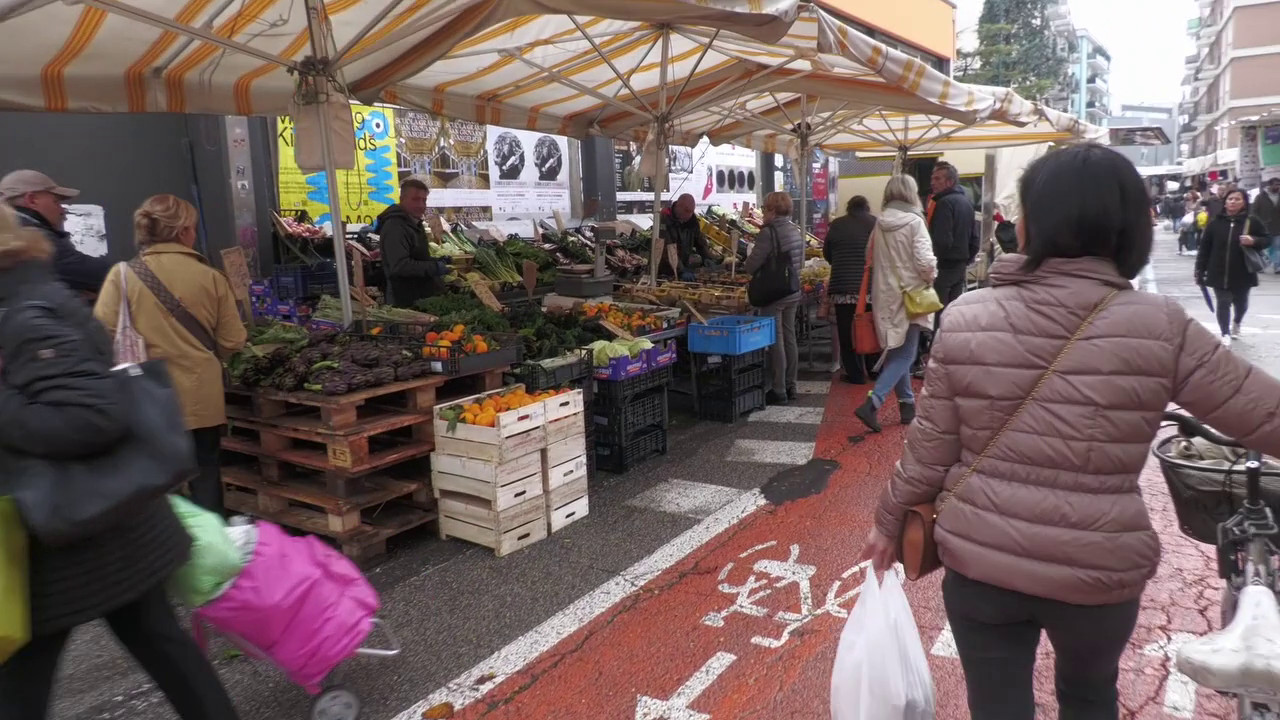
left=431, top=385, right=588, bottom=556
left=222, top=368, right=506, bottom=563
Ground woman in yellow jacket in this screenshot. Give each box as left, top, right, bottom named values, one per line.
left=94, top=194, right=247, bottom=515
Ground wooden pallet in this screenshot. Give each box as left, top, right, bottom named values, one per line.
left=224, top=418, right=434, bottom=485
left=222, top=466, right=436, bottom=563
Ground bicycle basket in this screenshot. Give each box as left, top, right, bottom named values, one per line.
left=1154, top=436, right=1280, bottom=544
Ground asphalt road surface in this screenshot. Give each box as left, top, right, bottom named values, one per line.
left=49, top=229, right=1280, bottom=720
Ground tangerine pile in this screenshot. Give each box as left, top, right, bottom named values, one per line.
left=455, top=387, right=574, bottom=427
left=422, top=324, right=496, bottom=359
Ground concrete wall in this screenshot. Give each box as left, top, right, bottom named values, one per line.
left=0, top=112, right=275, bottom=276
left=1108, top=116, right=1179, bottom=167
left=819, top=0, right=956, bottom=60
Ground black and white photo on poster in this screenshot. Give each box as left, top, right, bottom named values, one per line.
left=486, top=126, right=571, bottom=218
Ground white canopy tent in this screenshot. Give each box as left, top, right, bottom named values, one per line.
left=0, top=0, right=1027, bottom=302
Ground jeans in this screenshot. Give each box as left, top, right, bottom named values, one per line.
left=1215, top=287, right=1251, bottom=335
left=190, top=425, right=225, bottom=516
left=942, top=570, right=1139, bottom=720
left=871, top=324, right=920, bottom=408
left=768, top=302, right=799, bottom=394
left=0, top=584, right=240, bottom=720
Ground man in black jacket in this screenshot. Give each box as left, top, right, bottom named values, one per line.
left=926, top=161, right=976, bottom=323
left=658, top=193, right=713, bottom=280
left=375, top=176, right=451, bottom=308
left=1, top=169, right=112, bottom=300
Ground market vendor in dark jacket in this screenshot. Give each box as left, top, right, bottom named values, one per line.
left=658, top=193, right=712, bottom=281
left=1, top=169, right=112, bottom=300
left=375, top=176, right=451, bottom=308
left=1195, top=188, right=1271, bottom=343
left=0, top=204, right=238, bottom=720
left=925, top=162, right=976, bottom=320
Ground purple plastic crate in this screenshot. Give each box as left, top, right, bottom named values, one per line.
left=249, top=281, right=272, bottom=298
left=307, top=318, right=345, bottom=332
left=593, top=354, right=648, bottom=381
left=646, top=343, right=677, bottom=370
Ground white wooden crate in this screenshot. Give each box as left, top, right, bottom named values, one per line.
left=548, top=495, right=589, bottom=533
left=545, top=412, right=586, bottom=446
left=434, top=426, right=546, bottom=465
left=431, top=450, right=542, bottom=486
left=546, top=475, right=587, bottom=510
left=542, top=388, right=585, bottom=422
left=432, top=385, right=546, bottom=445
left=544, top=454, right=588, bottom=492
left=438, top=494, right=547, bottom=557
left=544, top=434, right=587, bottom=470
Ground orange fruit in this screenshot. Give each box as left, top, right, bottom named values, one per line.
left=438, top=339, right=452, bottom=347
left=460, top=412, right=476, bottom=425
left=452, top=324, right=466, bottom=336
left=425, top=331, right=440, bottom=343
left=472, top=334, right=485, bottom=344
left=476, top=412, right=496, bottom=428
left=475, top=341, right=489, bottom=353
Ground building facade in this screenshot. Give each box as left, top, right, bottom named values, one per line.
left=1181, top=0, right=1280, bottom=176
left=1108, top=104, right=1179, bottom=168
left=1044, top=2, right=1112, bottom=123
left=816, top=0, right=955, bottom=73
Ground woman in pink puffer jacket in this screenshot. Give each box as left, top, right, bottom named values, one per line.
left=860, top=144, right=1280, bottom=720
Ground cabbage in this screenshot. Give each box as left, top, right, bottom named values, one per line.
left=625, top=338, right=654, bottom=358
left=589, top=340, right=636, bottom=367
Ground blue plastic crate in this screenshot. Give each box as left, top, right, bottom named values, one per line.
left=687, top=316, right=777, bottom=356
left=271, top=263, right=339, bottom=299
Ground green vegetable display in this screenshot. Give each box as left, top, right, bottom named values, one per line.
left=587, top=338, right=652, bottom=367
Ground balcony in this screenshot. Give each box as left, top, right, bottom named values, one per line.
left=1086, top=100, right=1109, bottom=119
left=1087, top=74, right=1108, bottom=90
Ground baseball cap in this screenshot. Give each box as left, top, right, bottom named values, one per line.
left=0, top=170, right=79, bottom=201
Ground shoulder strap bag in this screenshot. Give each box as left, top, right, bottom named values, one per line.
left=853, top=227, right=882, bottom=355
left=897, top=289, right=1119, bottom=580
left=112, top=263, right=149, bottom=364
left=127, top=256, right=217, bottom=354
left=1240, top=218, right=1268, bottom=274
left=747, top=224, right=799, bottom=308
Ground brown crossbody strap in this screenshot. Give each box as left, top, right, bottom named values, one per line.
left=126, top=257, right=217, bottom=355
left=933, top=288, right=1120, bottom=519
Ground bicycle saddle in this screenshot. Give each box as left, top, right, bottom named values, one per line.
left=1178, top=585, right=1280, bottom=700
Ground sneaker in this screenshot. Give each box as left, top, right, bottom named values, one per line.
left=786, top=387, right=798, bottom=401
left=1222, top=334, right=1233, bottom=348
left=899, top=401, right=916, bottom=425
left=1231, top=322, right=1242, bottom=338
left=766, top=390, right=789, bottom=406
left=854, top=396, right=882, bottom=433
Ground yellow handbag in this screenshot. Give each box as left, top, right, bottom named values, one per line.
left=0, top=497, right=29, bottom=663
left=903, top=286, right=944, bottom=317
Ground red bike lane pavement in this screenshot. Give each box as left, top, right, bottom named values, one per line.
left=447, top=380, right=1234, bottom=719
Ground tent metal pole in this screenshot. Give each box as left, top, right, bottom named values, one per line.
left=76, top=0, right=292, bottom=68
left=799, top=95, right=809, bottom=237
left=570, top=16, right=655, bottom=116
left=305, top=0, right=353, bottom=327
left=331, top=0, right=406, bottom=67
left=650, top=25, right=670, bottom=285
left=504, top=52, right=651, bottom=120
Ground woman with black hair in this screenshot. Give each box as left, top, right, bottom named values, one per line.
left=858, top=143, right=1280, bottom=719
left=1195, top=188, right=1271, bottom=345
left=823, top=195, right=879, bottom=383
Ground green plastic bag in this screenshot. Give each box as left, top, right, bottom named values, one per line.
left=167, top=496, right=244, bottom=608
left=0, top=497, right=30, bottom=663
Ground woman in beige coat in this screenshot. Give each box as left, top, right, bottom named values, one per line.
left=860, top=144, right=1280, bottom=719
left=853, top=175, right=937, bottom=433
left=94, top=194, right=247, bottom=515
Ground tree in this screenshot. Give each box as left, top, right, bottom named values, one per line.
left=957, top=0, right=1069, bottom=101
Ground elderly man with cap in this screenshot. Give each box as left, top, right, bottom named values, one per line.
left=1, top=169, right=112, bottom=299
left=658, top=193, right=713, bottom=281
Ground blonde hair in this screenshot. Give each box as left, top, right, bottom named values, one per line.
left=882, top=175, right=922, bottom=210
left=763, top=191, right=793, bottom=218
left=134, top=194, right=197, bottom=248
left=0, top=203, right=52, bottom=269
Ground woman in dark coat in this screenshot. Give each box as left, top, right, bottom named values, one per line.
left=0, top=205, right=238, bottom=720
left=823, top=196, right=879, bottom=383
left=1195, top=188, right=1272, bottom=345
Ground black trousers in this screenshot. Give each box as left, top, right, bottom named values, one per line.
left=0, top=584, right=239, bottom=720
left=832, top=303, right=881, bottom=383
left=932, top=264, right=968, bottom=333
left=190, top=425, right=226, bottom=516
left=942, top=570, right=1139, bottom=720
left=1214, top=287, right=1250, bottom=336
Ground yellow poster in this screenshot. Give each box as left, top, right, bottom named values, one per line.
left=277, top=104, right=397, bottom=228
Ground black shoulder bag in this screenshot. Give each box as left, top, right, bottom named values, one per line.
left=747, top=225, right=799, bottom=307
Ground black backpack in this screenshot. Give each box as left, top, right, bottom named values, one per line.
left=747, top=225, right=799, bottom=307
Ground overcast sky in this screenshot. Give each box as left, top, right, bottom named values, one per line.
left=954, top=0, right=1198, bottom=109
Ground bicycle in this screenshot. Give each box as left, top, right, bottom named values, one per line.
left=1153, top=411, right=1280, bottom=717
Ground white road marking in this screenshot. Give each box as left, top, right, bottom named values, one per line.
left=1143, top=633, right=1198, bottom=719
left=634, top=652, right=737, bottom=720
left=748, top=405, right=825, bottom=424
left=627, top=479, right=746, bottom=519
left=391, top=490, right=768, bottom=719
left=930, top=622, right=958, bottom=658
left=794, top=380, right=831, bottom=395
left=726, top=439, right=816, bottom=466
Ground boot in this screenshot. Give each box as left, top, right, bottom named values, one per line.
left=855, top=396, right=882, bottom=433
left=899, top=401, right=916, bottom=425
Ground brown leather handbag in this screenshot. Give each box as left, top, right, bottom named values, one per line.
left=897, top=289, right=1119, bottom=580
left=853, top=229, right=882, bottom=354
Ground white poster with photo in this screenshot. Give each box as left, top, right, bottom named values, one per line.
left=63, top=204, right=108, bottom=257
left=487, top=126, right=572, bottom=220
left=619, top=139, right=759, bottom=212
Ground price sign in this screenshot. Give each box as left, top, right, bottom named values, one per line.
left=666, top=245, right=679, bottom=275
left=522, top=260, right=538, bottom=299
left=553, top=209, right=567, bottom=232
left=532, top=220, right=543, bottom=242
left=219, top=246, right=252, bottom=319
left=428, top=214, right=446, bottom=242
left=652, top=234, right=666, bottom=271
left=469, top=278, right=504, bottom=311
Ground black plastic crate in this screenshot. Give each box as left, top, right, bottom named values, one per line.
left=698, top=387, right=765, bottom=424
left=593, top=366, right=672, bottom=405
left=698, top=366, right=766, bottom=399
left=594, top=387, right=668, bottom=445
left=420, top=333, right=524, bottom=377
left=692, top=347, right=767, bottom=374
left=272, top=263, right=340, bottom=299
left=595, top=426, right=668, bottom=474
left=506, top=349, right=592, bottom=391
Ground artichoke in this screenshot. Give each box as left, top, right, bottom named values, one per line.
left=370, top=367, right=395, bottom=386
left=320, top=378, right=349, bottom=395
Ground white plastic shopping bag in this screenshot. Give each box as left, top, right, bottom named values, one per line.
left=830, top=567, right=935, bottom=720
